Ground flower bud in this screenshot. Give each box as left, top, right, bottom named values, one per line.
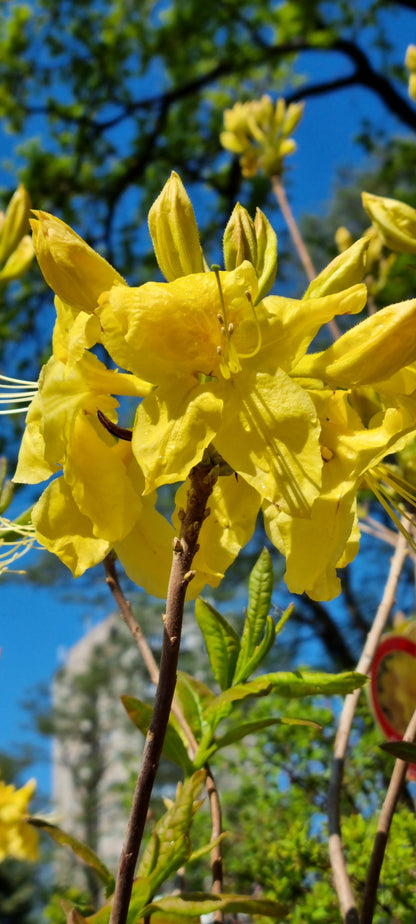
left=30, top=212, right=125, bottom=311
left=254, top=208, right=277, bottom=301
left=335, top=226, right=354, bottom=252
left=0, top=235, right=34, bottom=284
left=148, top=171, right=204, bottom=280
left=223, top=203, right=257, bottom=271
left=362, top=192, right=416, bottom=254
left=304, top=237, right=369, bottom=299
left=0, top=185, right=32, bottom=266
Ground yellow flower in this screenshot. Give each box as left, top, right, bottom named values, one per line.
left=0, top=778, right=38, bottom=862
left=220, top=96, right=304, bottom=178
left=263, top=389, right=415, bottom=600
left=13, top=347, right=176, bottom=597
left=98, top=261, right=366, bottom=517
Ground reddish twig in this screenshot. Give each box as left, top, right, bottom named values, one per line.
left=271, top=174, right=340, bottom=341
left=360, top=708, right=416, bottom=924
left=328, top=529, right=409, bottom=923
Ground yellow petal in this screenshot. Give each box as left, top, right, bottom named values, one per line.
left=260, top=284, right=367, bottom=373
left=30, top=211, right=126, bottom=311
left=133, top=379, right=223, bottom=492
left=32, top=478, right=110, bottom=576
left=294, top=298, right=416, bottom=388
left=114, top=496, right=176, bottom=598
left=98, top=263, right=259, bottom=383
left=64, top=414, right=142, bottom=542
left=14, top=392, right=58, bottom=485
left=215, top=368, right=322, bottom=514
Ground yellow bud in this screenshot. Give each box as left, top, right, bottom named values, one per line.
left=405, top=44, right=416, bottom=72
left=0, top=185, right=32, bottom=266
left=304, top=237, right=369, bottom=299
left=0, top=235, right=34, bottom=285
left=30, top=211, right=125, bottom=311
left=409, top=73, right=416, bottom=102
left=223, top=203, right=257, bottom=271
left=148, top=171, right=204, bottom=281
left=254, top=208, right=277, bottom=301
left=362, top=192, right=416, bottom=254
left=335, top=226, right=354, bottom=252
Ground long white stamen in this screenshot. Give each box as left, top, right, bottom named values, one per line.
left=0, top=372, right=38, bottom=416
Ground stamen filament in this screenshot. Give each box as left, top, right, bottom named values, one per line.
left=0, top=373, right=38, bottom=416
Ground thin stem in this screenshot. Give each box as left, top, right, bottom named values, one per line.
left=360, top=708, right=416, bottom=924
left=104, top=552, right=198, bottom=756
left=328, top=529, right=408, bottom=924
left=108, top=461, right=216, bottom=924
left=271, top=174, right=340, bottom=341
left=205, top=766, right=224, bottom=923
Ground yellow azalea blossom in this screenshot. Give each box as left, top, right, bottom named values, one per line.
left=13, top=349, right=177, bottom=597
left=98, top=262, right=367, bottom=516
left=220, top=96, right=304, bottom=178
left=0, top=778, right=38, bottom=862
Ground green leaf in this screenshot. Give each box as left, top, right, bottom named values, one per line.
left=175, top=672, right=215, bottom=741
left=379, top=741, right=416, bottom=763
left=145, top=891, right=286, bottom=918
left=234, top=613, right=276, bottom=684
left=121, top=695, right=194, bottom=774
left=29, top=818, right=115, bottom=895
left=233, top=548, right=274, bottom=684
left=195, top=597, right=240, bottom=691
left=213, top=715, right=321, bottom=751
left=187, top=832, right=228, bottom=865
left=204, top=670, right=367, bottom=733
left=138, top=770, right=206, bottom=894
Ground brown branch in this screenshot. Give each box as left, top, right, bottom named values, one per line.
left=360, top=708, right=416, bottom=924
left=205, top=766, right=224, bottom=923
left=328, top=529, right=409, bottom=924
left=108, top=460, right=216, bottom=924
left=104, top=552, right=225, bottom=905
left=271, top=175, right=340, bottom=341
left=104, top=552, right=198, bottom=755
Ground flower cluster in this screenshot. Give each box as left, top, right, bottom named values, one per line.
left=12, top=175, right=416, bottom=600
left=220, top=96, right=304, bottom=178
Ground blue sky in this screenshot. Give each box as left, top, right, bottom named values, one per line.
left=1, top=2, right=416, bottom=799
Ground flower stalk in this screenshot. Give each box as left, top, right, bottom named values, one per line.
left=109, top=459, right=217, bottom=924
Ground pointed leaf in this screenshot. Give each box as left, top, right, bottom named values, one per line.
left=379, top=741, right=416, bottom=762
left=175, top=672, right=215, bottom=740
left=30, top=818, right=114, bottom=894
left=233, top=548, right=273, bottom=684
left=145, top=892, right=286, bottom=918
left=195, top=598, right=240, bottom=690
left=138, top=771, right=206, bottom=893
left=234, top=614, right=276, bottom=684
left=204, top=670, right=367, bottom=733
left=213, top=715, right=321, bottom=751
left=121, top=695, right=194, bottom=774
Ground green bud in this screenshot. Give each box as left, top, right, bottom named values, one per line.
left=254, top=209, right=277, bottom=302
left=303, top=237, right=369, bottom=299
left=362, top=192, right=416, bottom=255
left=148, top=172, right=205, bottom=280
left=223, top=203, right=257, bottom=271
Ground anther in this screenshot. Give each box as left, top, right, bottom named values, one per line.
left=217, top=346, right=222, bottom=355
left=217, top=313, right=224, bottom=323
left=228, top=322, right=234, bottom=334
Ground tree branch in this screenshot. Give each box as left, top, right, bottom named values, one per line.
left=360, top=708, right=416, bottom=924
left=108, top=460, right=216, bottom=924
left=328, top=529, right=409, bottom=924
